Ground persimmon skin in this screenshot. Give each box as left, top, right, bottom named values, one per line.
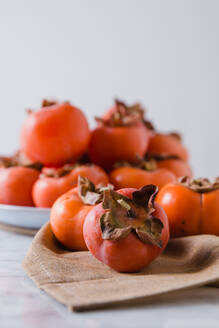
left=156, top=159, right=192, bottom=178
left=157, top=183, right=201, bottom=237
left=33, top=164, right=109, bottom=208
left=71, top=165, right=109, bottom=186
left=21, top=102, right=90, bottom=166
left=110, top=166, right=177, bottom=190
left=201, top=190, right=219, bottom=235
left=50, top=187, right=92, bottom=251
left=83, top=188, right=169, bottom=273
left=0, top=167, right=39, bottom=206
left=148, top=134, right=189, bottom=162
left=89, top=122, right=150, bottom=171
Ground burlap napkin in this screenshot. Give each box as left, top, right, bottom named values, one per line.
left=22, top=222, right=219, bottom=311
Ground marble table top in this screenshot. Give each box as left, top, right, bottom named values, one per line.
left=1, top=228, right=219, bottom=328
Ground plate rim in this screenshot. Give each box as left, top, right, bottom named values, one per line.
left=0, top=204, right=50, bottom=212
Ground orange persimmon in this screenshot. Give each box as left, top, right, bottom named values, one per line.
left=33, top=164, right=109, bottom=208
left=89, top=100, right=150, bottom=171
left=0, top=157, right=40, bottom=206
left=148, top=132, right=189, bottom=162
left=83, top=185, right=169, bottom=272
left=110, top=158, right=177, bottom=190
left=20, top=100, right=90, bottom=166
left=145, top=154, right=192, bottom=178
left=157, top=177, right=219, bottom=238
left=50, top=176, right=105, bottom=251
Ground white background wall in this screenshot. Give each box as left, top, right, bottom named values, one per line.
left=0, top=0, right=218, bottom=177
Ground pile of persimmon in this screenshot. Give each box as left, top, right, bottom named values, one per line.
left=0, top=100, right=109, bottom=207
left=2, top=96, right=218, bottom=273
left=0, top=98, right=192, bottom=209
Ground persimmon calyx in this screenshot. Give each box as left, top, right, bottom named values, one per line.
left=0, top=154, right=43, bottom=171
left=100, top=185, right=163, bottom=247
left=179, top=176, right=219, bottom=193
left=145, top=153, right=180, bottom=162
left=41, top=99, right=58, bottom=107
left=143, top=119, right=155, bottom=131
left=41, top=99, right=70, bottom=108
left=40, top=164, right=74, bottom=179
left=135, top=157, right=157, bottom=171
left=78, top=176, right=113, bottom=205
left=40, top=163, right=92, bottom=178
left=15, top=151, right=43, bottom=171
left=0, top=157, right=17, bottom=168
left=95, top=99, right=145, bottom=127
left=24, top=162, right=43, bottom=171
left=114, top=155, right=157, bottom=171
left=168, top=132, right=182, bottom=141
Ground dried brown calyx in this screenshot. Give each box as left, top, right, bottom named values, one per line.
left=26, top=100, right=57, bottom=114
left=27, top=99, right=67, bottom=114
left=24, top=162, right=43, bottom=171
left=14, top=151, right=43, bottom=171
left=78, top=176, right=113, bottom=205
left=41, top=99, right=70, bottom=108
left=114, top=155, right=158, bottom=172
left=96, top=99, right=146, bottom=127
left=0, top=153, right=43, bottom=171
left=100, top=185, right=163, bottom=247
left=0, top=156, right=17, bottom=168
left=41, top=99, right=58, bottom=107
left=145, top=153, right=180, bottom=162
left=40, top=164, right=76, bottom=178
left=179, top=176, right=219, bottom=193
left=168, top=132, right=182, bottom=142
left=40, top=162, right=96, bottom=179
left=144, top=119, right=155, bottom=131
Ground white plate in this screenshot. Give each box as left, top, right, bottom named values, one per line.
left=0, top=204, right=50, bottom=229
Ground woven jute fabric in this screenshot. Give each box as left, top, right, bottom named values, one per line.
left=22, top=223, right=219, bottom=311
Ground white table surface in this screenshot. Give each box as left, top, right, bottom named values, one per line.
left=1, top=229, right=219, bottom=328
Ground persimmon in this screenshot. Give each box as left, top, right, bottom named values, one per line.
left=148, top=132, right=189, bottom=162
left=109, top=157, right=177, bottom=190
left=0, top=157, right=40, bottom=206
left=157, top=176, right=219, bottom=238
left=89, top=100, right=150, bottom=171
left=50, top=176, right=107, bottom=251
left=145, top=154, right=192, bottom=178
left=20, top=99, right=90, bottom=166
left=33, top=164, right=109, bottom=208
left=83, top=185, right=169, bottom=272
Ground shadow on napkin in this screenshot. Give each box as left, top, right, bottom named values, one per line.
left=22, top=223, right=219, bottom=311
